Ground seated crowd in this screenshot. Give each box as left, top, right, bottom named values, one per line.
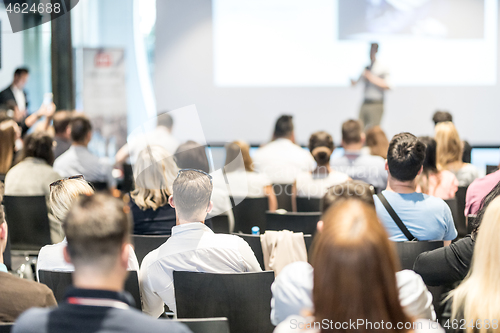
left=1, top=105, right=500, bottom=333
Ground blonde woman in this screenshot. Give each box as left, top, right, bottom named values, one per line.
left=435, top=122, right=478, bottom=187
left=129, top=146, right=178, bottom=235
left=0, top=119, right=20, bottom=175
left=36, top=176, right=139, bottom=280
left=449, top=196, right=500, bottom=333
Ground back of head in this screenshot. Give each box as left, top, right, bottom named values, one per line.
left=418, top=136, right=438, bottom=174
left=172, top=170, right=213, bottom=221
left=365, top=125, right=389, bottom=159
left=131, top=146, right=178, bottom=210
left=432, top=110, right=453, bottom=126
left=435, top=121, right=462, bottom=167
left=21, top=131, right=55, bottom=166
left=387, top=133, right=426, bottom=181
left=342, top=119, right=363, bottom=145
left=70, top=114, right=92, bottom=143
left=273, top=115, right=294, bottom=140
left=321, top=180, right=375, bottom=214
left=312, top=200, right=407, bottom=328
left=50, top=178, right=95, bottom=222
left=157, top=111, right=173, bottom=130
left=175, top=141, right=210, bottom=173
left=53, top=111, right=73, bottom=135
left=64, top=193, right=131, bottom=270
left=225, top=141, right=253, bottom=172
left=308, top=131, right=334, bottom=166
left=451, top=197, right=500, bottom=332
left=0, top=121, right=17, bottom=174
left=14, top=68, right=29, bottom=78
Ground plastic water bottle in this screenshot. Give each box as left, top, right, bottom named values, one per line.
left=251, top=226, right=260, bottom=235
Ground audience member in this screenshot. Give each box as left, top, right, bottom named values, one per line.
left=331, top=119, right=387, bottom=190
left=292, top=131, right=349, bottom=208
left=465, top=166, right=500, bottom=216
left=115, top=112, right=179, bottom=165
left=432, top=110, right=453, bottom=125
left=0, top=68, right=29, bottom=114
left=52, top=110, right=73, bottom=159
left=139, top=169, right=261, bottom=317
left=0, top=182, right=57, bottom=323
left=0, top=119, right=20, bottom=175
left=365, top=125, right=389, bottom=159
left=449, top=196, right=500, bottom=329
left=36, top=177, right=139, bottom=280
left=416, top=136, right=458, bottom=200
left=54, top=114, right=116, bottom=189
left=129, top=146, right=178, bottom=235
left=14, top=194, right=190, bottom=333
left=435, top=121, right=478, bottom=187
left=4, top=132, right=63, bottom=243
left=374, top=133, right=457, bottom=244
left=273, top=200, right=442, bottom=332
left=223, top=141, right=277, bottom=211
left=414, top=181, right=500, bottom=286
left=271, top=181, right=435, bottom=325
left=253, top=115, right=315, bottom=184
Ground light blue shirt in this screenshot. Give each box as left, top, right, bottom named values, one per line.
left=374, top=191, right=457, bottom=241
left=0, top=263, right=8, bottom=273
left=331, top=151, right=387, bottom=190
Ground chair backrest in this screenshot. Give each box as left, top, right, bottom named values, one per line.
left=175, top=318, right=230, bottom=333
left=3, top=195, right=51, bottom=251
left=207, top=215, right=230, bottom=234
left=131, top=235, right=170, bottom=266
left=393, top=241, right=444, bottom=271
left=272, top=184, right=293, bottom=211
left=174, top=271, right=275, bottom=333
left=235, top=233, right=313, bottom=270
left=266, top=212, right=320, bottom=235
left=38, top=270, right=142, bottom=310
left=89, top=181, right=108, bottom=192
left=467, top=215, right=476, bottom=235
left=121, top=163, right=135, bottom=193
left=0, top=323, right=13, bottom=333
left=0, top=174, right=5, bottom=183
left=3, top=233, right=11, bottom=271
left=455, top=186, right=468, bottom=237
left=295, top=197, right=320, bottom=213
left=231, top=197, right=268, bottom=233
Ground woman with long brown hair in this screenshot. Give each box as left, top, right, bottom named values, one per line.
left=274, top=199, right=443, bottom=333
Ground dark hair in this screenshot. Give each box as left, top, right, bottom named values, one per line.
left=419, top=136, right=438, bottom=175
left=366, top=126, right=389, bottom=159
left=21, top=131, right=55, bottom=166
left=342, top=120, right=363, bottom=145
left=472, top=181, right=500, bottom=238
left=14, top=68, right=29, bottom=77
left=174, top=141, right=210, bottom=173
left=157, top=112, right=173, bottom=130
left=53, top=111, right=73, bottom=135
left=432, top=111, right=453, bottom=125
left=462, top=140, right=472, bottom=164
left=273, top=115, right=294, bottom=139
left=172, top=170, right=213, bottom=221
left=70, top=115, right=92, bottom=143
left=387, top=133, right=426, bottom=181
left=321, top=180, right=375, bottom=214
left=308, top=131, right=334, bottom=166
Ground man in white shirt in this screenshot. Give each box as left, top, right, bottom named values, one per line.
left=139, top=169, right=262, bottom=317
left=253, top=115, right=315, bottom=184
left=0, top=68, right=29, bottom=113
left=351, top=43, right=391, bottom=129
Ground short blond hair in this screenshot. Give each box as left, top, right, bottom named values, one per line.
left=435, top=121, right=463, bottom=169
left=50, top=178, right=95, bottom=223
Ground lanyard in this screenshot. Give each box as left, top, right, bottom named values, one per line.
left=67, top=297, right=130, bottom=310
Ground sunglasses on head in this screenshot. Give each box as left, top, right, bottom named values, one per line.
left=49, top=175, right=85, bottom=189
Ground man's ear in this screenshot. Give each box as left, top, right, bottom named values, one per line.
left=385, top=160, right=389, bottom=171
left=168, top=195, right=175, bottom=208
left=317, top=220, right=324, bottom=233
left=120, top=243, right=130, bottom=269
left=206, top=201, right=214, bottom=214
left=63, top=245, right=72, bottom=264
left=360, top=133, right=366, bottom=145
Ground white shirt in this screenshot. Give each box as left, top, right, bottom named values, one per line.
left=126, top=127, right=179, bottom=165
left=139, top=222, right=262, bottom=317
left=363, top=59, right=391, bottom=101
left=11, top=85, right=26, bottom=112
left=295, top=171, right=350, bottom=198
left=253, top=139, right=316, bottom=184
left=224, top=171, right=272, bottom=198
left=36, top=238, right=140, bottom=281
left=270, top=262, right=435, bottom=326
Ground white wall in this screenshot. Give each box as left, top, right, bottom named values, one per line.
left=155, top=0, right=500, bottom=146
left=0, top=5, right=24, bottom=91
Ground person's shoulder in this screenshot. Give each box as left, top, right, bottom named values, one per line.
left=12, top=307, right=51, bottom=333
left=395, top=269, right=427, bottom=291
left=414, top=319, right=445, bottom=333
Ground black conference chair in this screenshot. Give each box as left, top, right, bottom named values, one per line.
left=266, top=212, right=320, bottom=235
left=121, top=163, right=135, bottom=193
left=273, top=184, right=293, bottom=211
left=174, top=271, right=275, bottom=333
left=175, top=318, right=230, bottom=333
left=3, top=195, right=52, bottom=252
left=131, top=235, right=170, bottom=266
left=207, top=215, right=230, bottom=234
left=393, top=240, right=444, bottom=271
left=467, top=215, right=476, bottom=235
left=231, top=196, right=268, bottom=233
left=38, top=270, right=142, bottom=310
left=0, top=323, right=13, bottom=333
left=3, top=233, right=11, bottom=272
left=295, top=197, right=321, bottom=212
left=445, top=189, right=467, bottom=238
